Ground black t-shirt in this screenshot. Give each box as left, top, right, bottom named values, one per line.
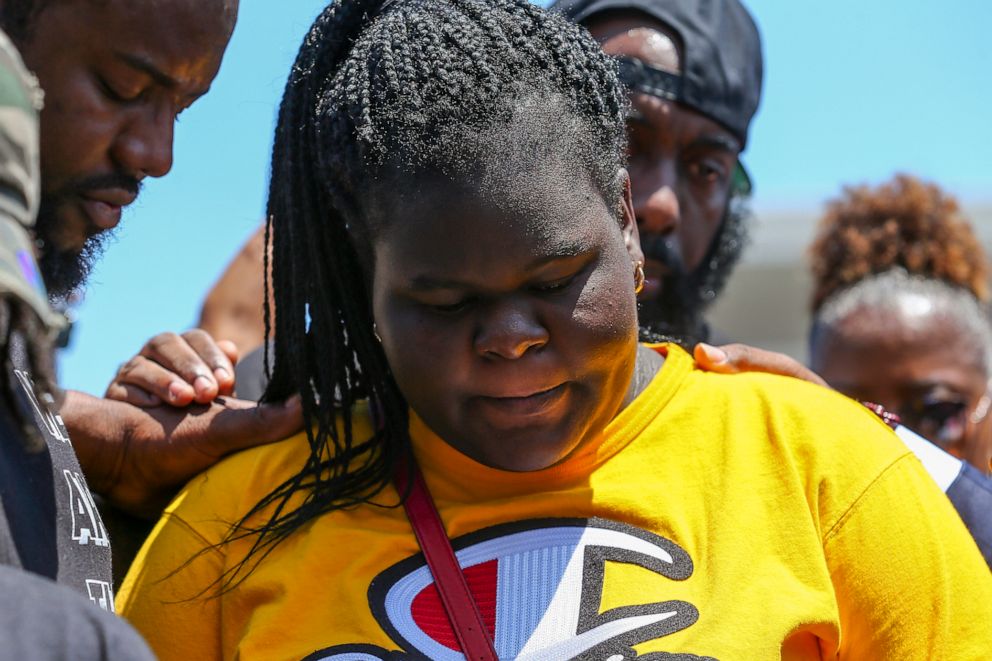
left=0, top=334, right=114, bottom=611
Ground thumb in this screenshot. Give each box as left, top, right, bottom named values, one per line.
left=206, top=394, right=304, bottom=454
left=693, top=343, right=737, bottom=374
left=695, top=343, right=829, bottom=388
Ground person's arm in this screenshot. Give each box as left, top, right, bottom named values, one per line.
left=63, top=389, right=301, bottom=518
left=824, top=453, right=992, bottom=657
left=198, top=224, right=270, bottom=358
left=60, top=324, right=302, bottom=519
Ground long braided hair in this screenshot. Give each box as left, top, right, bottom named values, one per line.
left=226, top=0, right=627, bottom=581
left=0, top=0, right=48, bottom=41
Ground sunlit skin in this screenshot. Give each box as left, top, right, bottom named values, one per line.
left=586, top=13, right=740, bottom=313
left=370, top=173, right=662, bottom=472
left=812, top=305, right=992, bottom=473
left=15, top=0, right=237, bottom=255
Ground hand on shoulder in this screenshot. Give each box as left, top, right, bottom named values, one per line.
left=62, top=389, right=302, bottom=519
left=105, top=329, right=241, bottom=407
left=693, top=342, right=828, bottom=388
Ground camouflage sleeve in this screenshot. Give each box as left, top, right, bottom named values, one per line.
left=0, top=26, right=62, bottom=335
left=0, top=26, right=62, bottom=452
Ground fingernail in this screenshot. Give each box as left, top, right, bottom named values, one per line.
left=168, top=382, right=188, bottom=402
left=699, top=343, right=728, bottom=364
left=214, top=368, right=231, bottom=383
left=194, top=375, right=214, bottom=394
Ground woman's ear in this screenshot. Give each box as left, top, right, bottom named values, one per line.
left=619, top=169, right=643, bottom=265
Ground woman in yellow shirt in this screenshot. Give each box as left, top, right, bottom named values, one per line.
left=118, top=1, right=992, bottom=659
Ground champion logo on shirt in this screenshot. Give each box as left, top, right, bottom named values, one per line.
left=306, top=518, right=715, bottom=660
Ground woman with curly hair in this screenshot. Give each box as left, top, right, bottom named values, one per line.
left=808, top=175, right=992, bottom=568
left=809, top=174, right=992, bottom=472
left=809, top=173, right=989, bottom=310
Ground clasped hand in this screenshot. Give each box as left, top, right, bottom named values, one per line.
left=62, top=330, right=302, bottom=519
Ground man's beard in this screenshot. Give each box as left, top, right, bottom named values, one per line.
left=34, top=198, right=119, bottom=301
left=33, top=173, right=139, bottom=301
left=638, top=192, right=752, bottom=346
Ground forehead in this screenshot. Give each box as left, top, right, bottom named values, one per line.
left=584, top=11, right=739, bottom=152
left=820, top=305, right=988, bottom=382
left=585, top=11, right=682, bottom=74
left=372, top=175, right=617, bottom=275
left=36, top=0, right=236, bottom=79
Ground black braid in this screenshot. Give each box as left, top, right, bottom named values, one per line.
left=0, top=0, right=49, bottom=41
left=222, top=0, right=627, bottom=586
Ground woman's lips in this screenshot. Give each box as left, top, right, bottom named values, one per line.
left=473, top=383, right=569, bottom=421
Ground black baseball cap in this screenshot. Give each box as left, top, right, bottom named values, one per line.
left=550, top=0, right=763, bottom=152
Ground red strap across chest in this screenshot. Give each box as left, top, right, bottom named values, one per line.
left=395, top=459, right=499, bottom=661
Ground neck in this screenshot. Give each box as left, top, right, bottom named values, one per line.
left=622, top=343, right=664, bottom=409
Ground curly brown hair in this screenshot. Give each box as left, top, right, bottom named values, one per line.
left=809, top=173, right=990, bottom=312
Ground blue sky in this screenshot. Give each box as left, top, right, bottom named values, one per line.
left=60, top=0, right=992, bottom=395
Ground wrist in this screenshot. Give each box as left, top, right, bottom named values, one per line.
left=61, top=390, right=131, bottom=498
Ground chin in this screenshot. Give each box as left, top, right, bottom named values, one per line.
left=36, top=229, right=110, bottom=299
left=468, top=420, right=582, bottom=472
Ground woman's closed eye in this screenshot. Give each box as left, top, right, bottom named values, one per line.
left=426, top=297, right=476, bottom=314
left=532, top=275, right=576, bottom=295
left=423, top=279, right=571, bottom=313
left=530, top=257, right=595, bottom=297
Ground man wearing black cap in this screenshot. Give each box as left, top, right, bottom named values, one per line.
left=552, top=0, right=761, bottom=344
left=550, top=0, right=992, bottom=572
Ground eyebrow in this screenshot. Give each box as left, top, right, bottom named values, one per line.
left=688, top=134, right=741, bottom=154
left=625, top=110, right=742, bottom=154
left=114, top=51, right=211, bottom=100
left=904, top=380, right=970, bottom=395
left=408, top=242, right=593, bottom=291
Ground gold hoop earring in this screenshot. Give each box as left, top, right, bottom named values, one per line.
left=633, top=260, right=645, bottom=295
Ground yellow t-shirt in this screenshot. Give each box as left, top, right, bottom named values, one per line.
left=118, top=345, right=992, bottom=660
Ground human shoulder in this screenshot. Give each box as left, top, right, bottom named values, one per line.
left=645, top=344, right=906, bottom=467
left=172, top=430, right=306, bottom=508
left=674, top=365, right=914, bottom=536
left=687, top=366, right=905, bottom=455
left=119, top=402, right=379, bottom=620
left=167, top=401, right=377, bottom=536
